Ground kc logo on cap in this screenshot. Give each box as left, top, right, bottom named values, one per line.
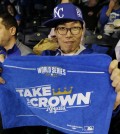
left=54, top=7, right=64, bottom=18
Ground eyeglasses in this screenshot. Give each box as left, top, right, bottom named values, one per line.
left=56, top=27, right=82, bottom=35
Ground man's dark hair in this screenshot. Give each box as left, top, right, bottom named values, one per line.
left=0, top=12, right=18, bottom=37
left=55, top=20, right=83, bottom=29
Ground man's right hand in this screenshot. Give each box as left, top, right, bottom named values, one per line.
left=109, top=0, right=116, bottom=9
left=0, top=68, right=5, bottom=84
left=0, top=77, right=5, bottom=84
left=106, top=0, right=116, bottom=16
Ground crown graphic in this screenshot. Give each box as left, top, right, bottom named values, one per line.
left=52, top=87, right=73, bottom=96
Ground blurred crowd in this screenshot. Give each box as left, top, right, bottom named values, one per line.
left=0, top=0, right=118, bottom=33
left=0, top=0, right=119, bottom=49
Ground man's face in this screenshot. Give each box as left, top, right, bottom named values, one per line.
left=0, top=18, right=11, bottom=47
left=55, top=21, right=83, bottom=54
left=7, top=5, right=14, bottom=16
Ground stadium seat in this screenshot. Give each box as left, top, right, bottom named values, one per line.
left=24, top=32, right=47, bottom=48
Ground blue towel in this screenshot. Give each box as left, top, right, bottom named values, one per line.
left=0, top=54, right=116, bottom=134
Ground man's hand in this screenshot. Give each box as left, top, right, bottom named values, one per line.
left=0, top=67, right=5, bottom=84
left=108, top=0, right=116, bottom=10
left=0, top=54, right=5, bottom=63
left=109, top=60, right=120, bottom=109
left=106, top=0, right=116, bottom=16
left=0, top=77, right=5, bottom=84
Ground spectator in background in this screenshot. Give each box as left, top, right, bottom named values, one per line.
left=99, top=0, right=120, bottom=36
left=0, top=12, right=40, bottom=134
left=6, top=2, right=21, bottom=26
left=79, top=0, right=102, bottom=35
left=20, top=0, right=34, bottom=19
left=0, top=12, right=32, bottom=63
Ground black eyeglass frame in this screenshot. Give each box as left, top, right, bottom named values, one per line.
left=56, top=27, right=82, bottom=35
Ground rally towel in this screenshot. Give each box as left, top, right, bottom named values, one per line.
left=0, top=54, right=116, bottom=134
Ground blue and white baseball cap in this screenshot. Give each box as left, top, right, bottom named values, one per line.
left=43, top=3, right=83, bottom=27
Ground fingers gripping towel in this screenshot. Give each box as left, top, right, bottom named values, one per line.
left=0, top=54, right=116, bottom=134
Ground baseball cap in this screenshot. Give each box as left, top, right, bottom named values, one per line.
left=43, top=3, right=83, bottom=27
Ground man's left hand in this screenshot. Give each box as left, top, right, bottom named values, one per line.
left=109, top=60, right=120, bottom=109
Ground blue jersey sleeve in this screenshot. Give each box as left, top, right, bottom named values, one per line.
left=99, top=6, right=109, bottom=29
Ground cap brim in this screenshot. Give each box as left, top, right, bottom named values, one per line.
left=43, top=18, right=83, bottom=28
